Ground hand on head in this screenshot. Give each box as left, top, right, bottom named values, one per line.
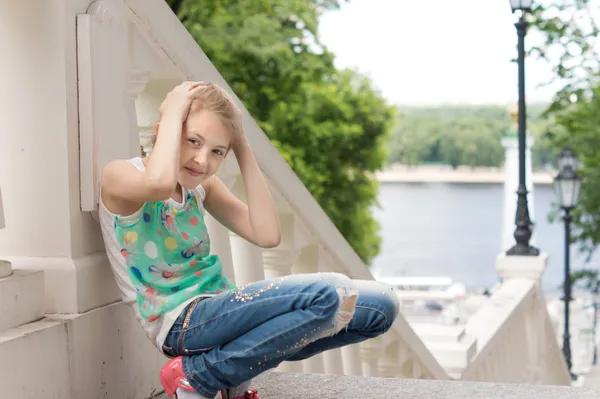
left=158, top=81, right=208, bottom=122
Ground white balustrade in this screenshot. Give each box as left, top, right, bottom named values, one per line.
left=460, top=253, right=572, bottom=385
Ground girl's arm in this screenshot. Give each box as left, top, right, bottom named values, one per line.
left=101, top=82, right=204, bottom=212
left=203, top=137, right=281, bottom=248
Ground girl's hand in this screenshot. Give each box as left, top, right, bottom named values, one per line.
left=159, top=81, right=206, bottom=122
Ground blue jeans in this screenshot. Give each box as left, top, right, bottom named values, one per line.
left=162, top=272, right=399, bottom=398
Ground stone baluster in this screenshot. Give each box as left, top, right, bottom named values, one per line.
left=323, top=348, right=345, bottom=376
left=262, top=214, right=299, bottom=279
left=294, top=244, right=326, bottom=374
left=0, top=186, right=11, bottom=278
left=226, top=176, right=265, bottom=285
left=262, top=213, right=304, bottom=373
left=341, top=344, right=363, bottom=376
left=229, top=231, right=265, bottom=286
left=127, top=69, right=150, bottom=157
left=315, top=248, right=346, bottom=375
left=204, top=214, right=236, bottom=283
left=378, top=341, right=401, bottom=378
left=360, top=336, right=383, bottom=377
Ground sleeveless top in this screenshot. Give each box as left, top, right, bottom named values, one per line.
left=98, top=157, right=236, bottom=352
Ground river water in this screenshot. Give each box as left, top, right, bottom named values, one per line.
left=371, top=182, right=600, bottom=294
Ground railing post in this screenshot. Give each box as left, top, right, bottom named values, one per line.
left=262, top=213, right=303, bottom=373
left=204, top=214, right=236, bottom=283
left=126, top=69, right=150, bottom=157
left=262, top=214, right=299, bottom=279
left=341, top=344, right=363, bottom=376
left=229, top=232, right=265, bottom=285
left=496, top=251, right=548, bottom=378
left=228, top=176, right=266, bottom=285
left=378, top=342, right=401, bottom=378
left=360, top=336, right=383, bottom=377
left=295, top=244, right=326, bottom=374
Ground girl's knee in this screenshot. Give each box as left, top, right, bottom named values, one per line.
left=356, top=280, right=400, bottom=329
left=305, top=273, right=359, bottom=336
left=375, top=281, right=400, bottom=322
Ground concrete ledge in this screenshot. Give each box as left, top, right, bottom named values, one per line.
left=153, top=371, right=600, bottom=399
left=249, top=372, right=596, bottom=399
left=1, top=301, right=165, bottom=399
left=0, top=269, right=44, bottom=331
left=5, top=253, right=121, bottom=314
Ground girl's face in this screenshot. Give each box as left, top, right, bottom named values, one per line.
left=177, top=109, right=232, bottom=188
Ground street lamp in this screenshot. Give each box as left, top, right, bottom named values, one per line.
left=553, top=146, right=582, bottom=377
left=506, top=0, right=539, bottom=256
left=509, top=0, right=533, bottom=12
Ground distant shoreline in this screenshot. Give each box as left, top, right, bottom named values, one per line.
left=375, top=164, right=555, bottom=185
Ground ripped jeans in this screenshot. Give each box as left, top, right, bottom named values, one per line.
left=162, top=272, right=400, bottom=398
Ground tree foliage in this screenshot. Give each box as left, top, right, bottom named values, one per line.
left=386, top=105, right=555, bottom=170
left=165, top=0, right=392, bottom=264
left=529, top=1, right=600, bottom=259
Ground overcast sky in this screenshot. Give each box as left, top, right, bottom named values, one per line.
left=318, top=0, right=563, bottom=106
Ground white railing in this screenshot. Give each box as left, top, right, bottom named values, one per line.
left=460, top=255, right=572, bottom=385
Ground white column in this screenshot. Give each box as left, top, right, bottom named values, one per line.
left=501, top=127, right=536, bottom=252
left=296, top=244, right=327, bottom=374
left=301, top=355, right=325, bottom=374
left=360, top=336, right=383, bottom=377
left=127, top=69, right=150, bottom=157
left=205, top=215, right=236, bottom=283
left=341, top=344, right=363, bottom=376
left=294, top=244, right=320, bottom=275
left=323, top=348, right=345, bottom=375
left=229, top=232, right=265, bottom=286
left=262, top=214, right=299, bottom=279
left=0, top=0, right=131, bottom=314
left=378, top=344, right=400, bottom=378
left=262, top=213, right=303, bottom=373
left=0, top=186, right=11, bottom=278
left=227, top=175, right=265, bottom=285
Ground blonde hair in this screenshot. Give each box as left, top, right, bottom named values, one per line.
left=140, top=83, right=243, bottom=155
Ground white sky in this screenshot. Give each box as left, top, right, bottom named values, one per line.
left=318, top=0, right=563, bottom=106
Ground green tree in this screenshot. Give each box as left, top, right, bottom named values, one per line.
left=166, top=0, right=392, bottom=264
left=530, top=1, right=600, bottom=257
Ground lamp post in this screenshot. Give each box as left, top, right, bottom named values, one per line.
left=507, top=0, right=539, bottom=256
left=553, top=146, right=582, bottom=378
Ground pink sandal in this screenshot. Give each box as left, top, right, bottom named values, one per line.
left=160, top=356, right=260, bottom=399
left=159, top=357, right=195, bottom=398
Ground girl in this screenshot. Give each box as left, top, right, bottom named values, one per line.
left=99, top=82, right=399, bottom=399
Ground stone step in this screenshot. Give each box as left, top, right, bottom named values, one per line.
left=0, top=269, right=44, bottom=332
left=0, top=301, right=164, bottom=398
left=155, top=371, right=599, bottom=399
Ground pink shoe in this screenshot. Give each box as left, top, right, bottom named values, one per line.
left=159, top=356, right=195, bottom=398
left=220, top=388, right=260, bottom=399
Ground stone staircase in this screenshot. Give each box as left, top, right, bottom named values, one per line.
left=155, top=372, right=599, bottom=399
